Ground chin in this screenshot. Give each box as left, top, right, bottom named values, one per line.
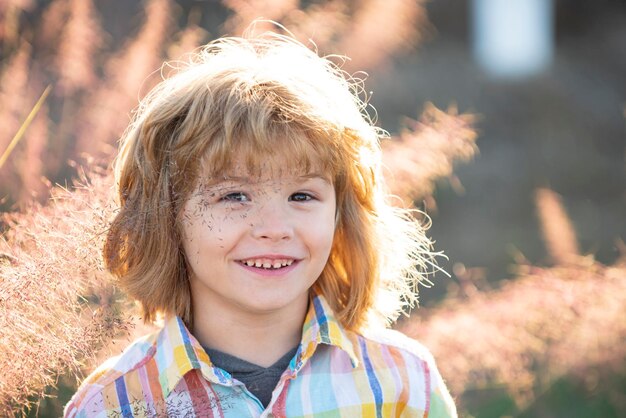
left=238, top=290, right=306, bottom=314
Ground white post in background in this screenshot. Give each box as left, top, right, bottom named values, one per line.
left=472, top=0, right=554, bottom=79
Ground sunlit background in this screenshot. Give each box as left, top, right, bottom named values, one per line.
left=0, top=1, right=624, bottom=417
left=369, top=0, right=625, bottom=291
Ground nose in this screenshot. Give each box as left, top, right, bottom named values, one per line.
left=250, top=200, right=294, bottom=242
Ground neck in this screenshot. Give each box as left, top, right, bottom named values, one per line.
left=191, top=296, right=308, bottom=368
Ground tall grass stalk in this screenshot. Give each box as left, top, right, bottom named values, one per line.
left=0, top=85, right=51, bottom=170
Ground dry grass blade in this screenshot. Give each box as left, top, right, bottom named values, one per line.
left=0, top=85, right=51, bottom=170
left=0, top=40, right=30, bottom=155
left=535, top=187, right=580, bottom=264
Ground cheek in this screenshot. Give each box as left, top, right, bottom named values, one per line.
left=182, top=205, right=254, bottom=256
left=311, top=210, right=337, bottom=254
left=179, top=219, right=202, bottom=265
left=180, top=201, right=218, bottom=258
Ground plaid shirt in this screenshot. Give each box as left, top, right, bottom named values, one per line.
left=65, top=294, right=457, bottom=417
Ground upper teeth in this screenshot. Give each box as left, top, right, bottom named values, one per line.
left=242, top=259, right=294, bottom=269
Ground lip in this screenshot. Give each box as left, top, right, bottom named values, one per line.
left=238, top=254, right=299, bottom=261
left=236, top=259, right=300, bottom=277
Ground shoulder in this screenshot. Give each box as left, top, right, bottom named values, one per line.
left=359, top=326, right=436, bottom=363
left=63, top=329, right=160, bottom=417
left=353, top=327, right=439, bottom=385
left=354, top=327, right=458, bottom=418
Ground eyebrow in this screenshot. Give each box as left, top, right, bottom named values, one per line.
left=218, top=176, right=249, bottom=183
left=215, top=173, right=331, bottom=183
left=298, top=173, right=332, bottom=183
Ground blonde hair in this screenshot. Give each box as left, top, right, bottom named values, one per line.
left=104, top=32, right=434, bottom=331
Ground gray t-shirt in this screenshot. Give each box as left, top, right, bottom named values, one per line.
left=203, top=346, right=298, bottom=408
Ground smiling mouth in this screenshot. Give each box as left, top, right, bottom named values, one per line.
left=237, top=258, right=295, bottom=270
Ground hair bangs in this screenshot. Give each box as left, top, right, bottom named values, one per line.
left=199, top=103, right=344, bottom=183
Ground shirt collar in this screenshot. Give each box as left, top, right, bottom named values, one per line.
left=297, top=292, right=359, bottom=369
left=154, top=292, right=359, bottom=397
left=155, top=316, right=230, bottom=398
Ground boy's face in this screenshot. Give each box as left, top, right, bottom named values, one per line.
left=180, top=158, right=336, bottom=322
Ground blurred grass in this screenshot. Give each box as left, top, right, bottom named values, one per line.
left=25, top=374, right=75, bottom=418
left=459, top=370, right=625, bottom=418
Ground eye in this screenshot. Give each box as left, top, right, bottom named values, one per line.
left=289, top=192, right=314, bottom=202
left=221, top=192, right=249, bottom=203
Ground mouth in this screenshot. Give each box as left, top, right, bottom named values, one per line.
left=236, top=258, right=296, bottom=270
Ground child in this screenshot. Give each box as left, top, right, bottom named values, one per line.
left=65, top=32, right=457, bottom=417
